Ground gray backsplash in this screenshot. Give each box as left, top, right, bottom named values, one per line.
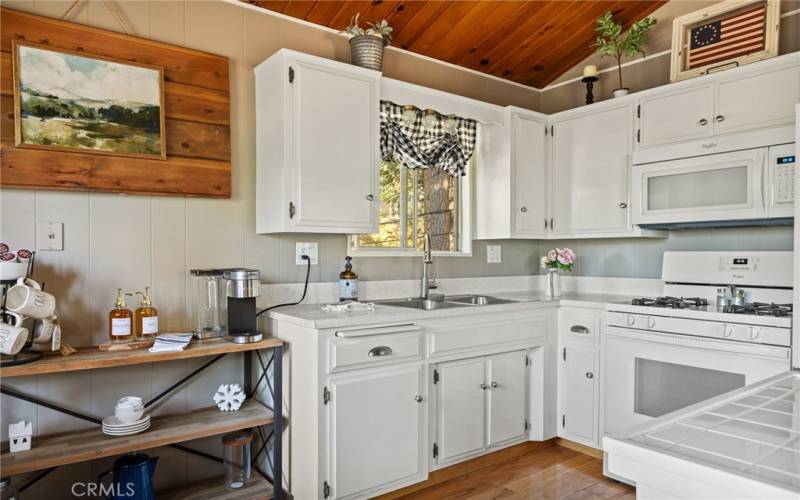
left=248, top=226, right=794, bottom=284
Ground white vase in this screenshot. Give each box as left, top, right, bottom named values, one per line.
left=545, top=268, right=561, bottom=298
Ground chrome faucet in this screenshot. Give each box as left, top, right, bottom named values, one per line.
left=420, top=234, right=438, bottom=299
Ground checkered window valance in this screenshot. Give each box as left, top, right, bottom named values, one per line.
left=380, top=101, right=477, bottom=177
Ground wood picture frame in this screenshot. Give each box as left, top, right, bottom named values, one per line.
left=12, top=40, right=166, bottom=160
left=669, top=0, right=780, bottom=82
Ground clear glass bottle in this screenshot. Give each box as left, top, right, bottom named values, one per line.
left=108, top=288, right=134, bottom=343
left=134, top=287, right=159, bottom=338
left=222, top=431, right=252, bottom=489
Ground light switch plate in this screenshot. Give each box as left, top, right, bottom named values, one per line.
left=487, top=245, right=501, bottom=264
left=37, top=221, right=63, bottom=251
left=296, top=242, right=318, bottom=265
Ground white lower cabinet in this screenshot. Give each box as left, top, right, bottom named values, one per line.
left=434, top=350, right=529, bottom=467
left=557, top=343, right=600, bottom=448
left=327, top=364, right=426, bottom=499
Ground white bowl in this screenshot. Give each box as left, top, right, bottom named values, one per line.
left=114, top=408, right=144, bottom=423
left=116, top=396, right=143, bottom=409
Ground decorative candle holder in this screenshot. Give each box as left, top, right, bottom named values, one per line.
left=581, top=75, right=599, bottom=105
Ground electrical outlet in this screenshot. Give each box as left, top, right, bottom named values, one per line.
left=37, top=221, right=63, bottom=251
left=487, top=245, right=501, bottom=264
left=296, top=242, right=318, bottom=265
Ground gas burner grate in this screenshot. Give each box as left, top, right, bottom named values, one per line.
left=631, top=296, right=709, bottom=309
left=724, top=302, right=793, bottom=317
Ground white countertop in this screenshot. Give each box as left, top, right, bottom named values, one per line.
left=266, top=291, right=635, bottom=329
left=604, top=371, right=800, bottom=498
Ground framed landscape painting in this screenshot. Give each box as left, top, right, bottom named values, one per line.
left=12, top=41, right=166, bottom=159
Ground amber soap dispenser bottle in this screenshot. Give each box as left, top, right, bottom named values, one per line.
left=134, top=287, right=159, bottom=338
left=109, top=288, right=134, bottom=343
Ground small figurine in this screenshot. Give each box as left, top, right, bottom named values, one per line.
left=213, top=383, right=246, bottom=412
left=9, top=420, right=32, bottom=452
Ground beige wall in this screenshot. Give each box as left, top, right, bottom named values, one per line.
left=540, top=0, right=800, bottom=113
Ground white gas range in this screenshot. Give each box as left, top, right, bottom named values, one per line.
left=604, top=251, right=794, bottom=442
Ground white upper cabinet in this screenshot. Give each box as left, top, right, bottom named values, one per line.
left=638, top=85, right=715, bottom=148
left=510, top=109, right=549, bottom=237
left=714, top=64, right=800, bottom=135
left=255, top=50, right=380, bottom=234
left=551, top=103, right=633, bottom=235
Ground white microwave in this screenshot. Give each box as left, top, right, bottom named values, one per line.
left=631, top=144, right=795, bottom=227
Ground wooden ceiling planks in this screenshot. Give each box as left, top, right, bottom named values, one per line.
left=245, top=0, right=666, bottom=88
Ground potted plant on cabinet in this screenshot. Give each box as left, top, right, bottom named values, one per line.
left=594, top=11, right=656, bottom=97
left=343, top=13, right=393, bottom=72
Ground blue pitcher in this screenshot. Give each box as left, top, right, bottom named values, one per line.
left=97, top=453, right=158, bottom=500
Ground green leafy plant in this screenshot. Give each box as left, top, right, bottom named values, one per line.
left=594, top=12, right=657, bottom=91
left=344, top=13, right=393, bottom=44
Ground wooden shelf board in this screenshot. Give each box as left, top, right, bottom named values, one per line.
left=159, top=474, right=274, bottom=499
left=1, top=337, right=282, bottom=377
left=0, top=401, right=273, bottom=476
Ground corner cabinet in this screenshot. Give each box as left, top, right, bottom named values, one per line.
left=255, top=49, right=380, bottom=234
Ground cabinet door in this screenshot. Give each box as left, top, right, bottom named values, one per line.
left=487, top=351, right=528, bottom=447
left=638, top=85, right=714, bottom=147
left=558, top=344, right=599, bottom=447
left=435, top=357, right=486, bottom=464
left=290, top=58, right=379, bottom=232
left=715, top=65, right=800, bottom=135
left=328, top=365, right=424, bottom=499
left=551, top=104, right=631, bottom=235
left=511, top=112, right=548, bottom=237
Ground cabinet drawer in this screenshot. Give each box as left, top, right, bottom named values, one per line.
left=428, top=316, right=548, bottom=358
left=330, top=327, right=422, bottom=372
left=560, top=309, right=601, bottom=343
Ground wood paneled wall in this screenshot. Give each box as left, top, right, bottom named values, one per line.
left=0, top=8, right=232, bottom=197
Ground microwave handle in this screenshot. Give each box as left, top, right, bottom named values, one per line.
left=760, top=149, right=768, bottom=212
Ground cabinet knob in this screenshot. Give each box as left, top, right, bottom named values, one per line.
left=715, top=115, right=725, bottom=122
left=479, top=383, right=488, bottom=390
left=520, top=206, right=528, bottom=213
left=414, top=395, right=423, bottom=403
left=366, top=194, right=375, bottom=201
left=698, top=118, right=708, bottom=126
left=491, top=381, right=498, bottom=388
left=619, top=202, right=628, bottom=209
left=586, top=372, right=594, bottom=379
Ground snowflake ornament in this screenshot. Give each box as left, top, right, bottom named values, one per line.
left=213, top=383, right=246, bottom=411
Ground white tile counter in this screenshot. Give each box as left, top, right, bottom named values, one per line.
left=604, top=371, right=800, bottom=499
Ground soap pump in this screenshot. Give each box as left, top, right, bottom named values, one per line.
left=108, top=288, right=134, bottom=343
left=134, top=287, right=159, bottom=338
left=338, top=256, right=358, bottom=302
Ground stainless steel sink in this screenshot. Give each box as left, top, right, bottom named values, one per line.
left=375, top=294, right=516, bottom=310
left=444, top=294, right=517, bottom=305
left=375, top=297, right=466, bottom=310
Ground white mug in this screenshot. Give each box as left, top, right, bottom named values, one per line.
left=0, top=312, right=29, bottom=355
left=32, top=315, right=58, bottom=344
left=6, top=277, right=56, bottom=319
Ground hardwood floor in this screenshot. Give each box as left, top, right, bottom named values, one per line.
left=376, top=441, right=635, bottom=500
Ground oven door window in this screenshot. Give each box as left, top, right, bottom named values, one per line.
left=634, top=358, right=745, bottom=418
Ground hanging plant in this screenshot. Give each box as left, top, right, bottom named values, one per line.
left=593, top=12, right=657, bottom=96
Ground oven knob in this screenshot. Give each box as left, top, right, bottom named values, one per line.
left=750, top=327, right=760, bottom=340
left=722, top=324, right=734, bottom=338
left=646, top=317, right=656, bottom=329
left=626, top=315, right=636, bottom=326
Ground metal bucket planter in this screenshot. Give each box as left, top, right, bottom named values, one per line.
left=349, top=35, right=387, bottom=71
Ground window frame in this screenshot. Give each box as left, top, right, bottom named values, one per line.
left=349, top=157, right=473, bottom=258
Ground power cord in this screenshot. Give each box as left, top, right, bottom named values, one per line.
left=255, top=254, right=311, bottom=317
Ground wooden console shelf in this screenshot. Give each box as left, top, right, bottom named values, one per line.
left=1, top=338, right=283, bottom=377
left=159, top=474, right=274, bottom=499
left=0, top=401, right=274, bottom=476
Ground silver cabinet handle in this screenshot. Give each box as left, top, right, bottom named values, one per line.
left=570, top=325, right=590, bottom=334
left=491, top=382, right=498, bottom=388
left=368, top=346, right=393, bottom=357
left=520, top=206, right=528, bottom=213
left=701, top=142, right=718, bottom=149
left=698, top=118, right=708, bottom=126
left=366, top=194, right=375, bottom=201
left=414, top=395, right=423, bottom=403
left=479, top=383, right=488, bottom=390
left=586, top=372, right=594, bottom=379
left=715, top=115, right=725, bottom=122
left=618, top=202, right=628, bottom=209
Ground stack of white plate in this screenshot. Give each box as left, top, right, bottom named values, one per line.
left=102, top=415, right=151, bottom=436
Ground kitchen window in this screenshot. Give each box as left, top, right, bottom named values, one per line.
left=350, top=159, right=472, bottom=256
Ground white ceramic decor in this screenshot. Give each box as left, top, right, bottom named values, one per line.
left=8, top=420, right=32, bottom=452
left=214, top=383, right=246, bottom=411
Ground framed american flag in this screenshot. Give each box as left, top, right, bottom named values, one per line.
left=670, top=0, right=780, bottom=82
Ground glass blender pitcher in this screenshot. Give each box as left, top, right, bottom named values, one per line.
left=190, top=269, right=226, bottom=339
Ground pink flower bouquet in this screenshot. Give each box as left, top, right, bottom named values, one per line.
left=540, top=247, right=575, bottom=272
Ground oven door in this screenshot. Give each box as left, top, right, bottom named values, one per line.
left=603, top=326, right=790, bottom=436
